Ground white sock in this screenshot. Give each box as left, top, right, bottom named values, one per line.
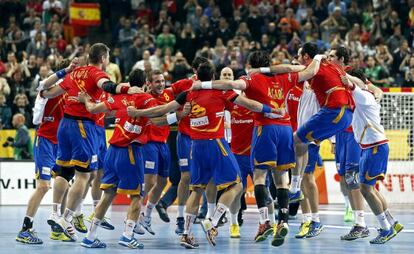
left=211, top=203, right=228, bottom=227
left=52, top=203, right=61, bottom=217
left=123, top=219, right=136, bottom=239
left=63, top=209, right=75, bottom=222
left=311, top=213, right=320, bottom=223
left=86, top=217, right=101, bottom=241
left=184, top=213, right=196, bottom=235
left=207, top=203, right=216, bottom=219
left=269, top=211, right=275, bottom=225
left=230, top=212, right=238, bottom=225
left=354, top=210, right=366, bottom=227
left=93, top=200, right=100, bottom=209
left=290, top=175, right=302, bottom=193
left=303, top=213, right=312, bottom=222
left=258, top=207, right=269, bottom=224
left=145, top=202, right=155, bottom=217
left=376, top=212, right=391, bottom=230
left=344, top=195, right=351, bottom=209
left=384, top=209, right=396, bottom=225
left=75, top=199, right=84, bottom=216
left=177, top=205, right=185, bottom=218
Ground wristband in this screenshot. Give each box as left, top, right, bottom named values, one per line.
left=56, top=69, right=67, bottom=79
left=120, top=86, right=129, bottom=94
left=259, top=67, right=271, bottom=73
left=166, top=113, right=178, bottom=125
left=261, top=104, right=272, bottom=113
left=313, top=55, right=324, bottom=62
left=201, top=81, right=212, bottom=89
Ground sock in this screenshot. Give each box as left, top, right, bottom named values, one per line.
left=177, top=205, right=185, bottom=218
left=123, top=219, right=136, bottom=239
left=86, top=217, right=101, bottom=241
left=376, top=212, right=391, bottom=230
left=52, top=203, right=61, bottom=217
left=211, top=203, right=228, bottom=227
left=276, top=188, right=289, bottom=223
left=145, top=201, right=156, bottom=217
left=344, top=195, right=351, bottom=209
left=258, top=207, right=269, bottom=224
left=93, top=200, right=100, bottom=209
left=303, top=213, right=312, bottom=222
left=75, top=199, right=84, bottom=216
left=290, top=175, right=302, bottom=193
left=269, top=211, right=276, bottom=225
left=354, top=210, right=366, bottom=227
left=184, top=213, right=196, bottom=235
left=63, top=208, right=75, bottom=223
left=230, top=212, right=238, bottom=225
left=22, top=216, right=33, bottom=231
left=206, top=203, right=216, bottom=219
left=311, top=213, right=320, bottom=223
left=384, top=209, right=396, bottom=225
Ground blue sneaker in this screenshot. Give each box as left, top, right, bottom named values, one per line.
left=118, top=235, right=144, bottom=249
left=289, top=191, right=304, bottom=204
left=80, top=238, right=106, bottom=248
left=16, top=229, right=43, bottom=244
left=370, top=228, right=397, bottom=244
left=175, top=217, right=185, bottom=235
left=305, top=221, right=324, bottom=238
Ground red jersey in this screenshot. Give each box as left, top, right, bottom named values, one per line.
left=229, top=103, right=254, bottom=155
left=177, top=90, right=238, bottom=140
left=241, top=72, right=298, bottom=126
left=145, top=89, right=174, bottom=143
left=36, top=95, right=65, bottom=144
left=104, top=93, right=157, bottom=147
left=309, top=61, right=354, bottom=109
left=59, top=66, right=109, bottom=120
left=95, top=92, right=108, bottom=128
left=286, top=83, right=304, bottom=132
left=170, top=78, right=194, bottom=136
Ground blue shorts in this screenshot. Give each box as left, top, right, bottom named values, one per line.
left=360, top=144, right=389, bottom=186
left=251, top=125, right=295, bottom=171
left=95, top=126, right=107, bottom=170
left=335, top=131, right=361, bottom=176
left=101, top=144, right=144, bottom=195
left=234, top=154, right=253, bottom=188
left=56, top=117, right=98, bottom=170
left=297, top=106, right=353, bottom=145
left=176, top=132, right=192, bottom=172
left=34, top=135, right=57, bottom=180
left=304, top=144, right=322, bottom=174
left=190, top=138, right=240, bottom=190
left=142, top=142, right=171, bottom=177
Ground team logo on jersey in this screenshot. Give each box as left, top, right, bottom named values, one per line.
left=190, top=102, right=206, bottom=118
left=121, top=97, right=135, bottom=107
left=107, top=97, right=114, bottom=104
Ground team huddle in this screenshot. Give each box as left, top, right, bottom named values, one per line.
left=15, top=42, right=403, bottom=249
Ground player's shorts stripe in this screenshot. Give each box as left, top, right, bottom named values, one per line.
left=373, top=146, right=378, bottom=155
left=216, top=139, right=228, bottom=156
left=100, top=183, right=116, bottom=190
left=117, top=186, right=141, bottom=196
left=257, top=126, right=262, bottom=136
left=35, top=171, right=40, bottom=179
left=56, top=159, right=72, bottom=167
left=189, top=184, right=207, bottom=190
left=364, top=172, right=385, bottom=181
left=276, top=163, right=296, bottom=171
left=305, top=131, right=314, bottom=142
left=128, top=145, right=136, bottom=165
left=332, top=106, right=346, bottom=124
left=254, top=159, right=277, bottom=168
left=77, top=120, right=87, bottom=138
left=35, top=136, right=40, bottom=147
left=70, top=159, right=90, bottom=168
left=217, top=176, right=240, bottom=191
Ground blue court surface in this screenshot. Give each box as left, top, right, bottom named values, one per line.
left=1, top=204, right=412, bottom=254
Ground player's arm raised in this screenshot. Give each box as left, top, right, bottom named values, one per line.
left=297, top=55, right=326, bottom=82
left=37, top=57, right=79, bottom=91
left=97, top=78, right=144, bottom=95
left=149, top=102, right=192, bottom=126
left=192, top=79, right=247, bottom=91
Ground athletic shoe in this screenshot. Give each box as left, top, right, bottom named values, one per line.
left=369, top=228, right=396, bottom=244
left=217, top=215, right=228, bottom=227
left=133, top=223, right=145, bottom=235
left=155, top=203, right=170, bottom=223
left=100, top=218, right=115, bottom=230
left=393, top=221, right=404, bottom=234
left=254, top=221, right=273, bottom=242
left=295, top=221, right=311, bottom=239
left=230, top=224, right=241, bottom=238
left=344, top=206, right=354, bottom=223
left=47, top=213, right=61, bottom=232
left=139, top=213, right=155, bottom=235
left=49, top=231, right=72, bottom=241
left=288, top=191, right=304, bottom=204
left=118, top=235, right=144, bottom=249
left=271, top=222, right=289, bottom=247
left=305, top=221, right=324, bottom=238
left=175, top=217, right=185, bottom=235
left=180, top=234, right=199, bottom=249
left=55, top=218, right=78, bottom=242
left=16, top=229, right=43, bottom=244
left=73, top=214, right=88, bottom=233
left=200, top=219, right=218, bottom=246
left=81, top=238, right=106, bottom=248
left=340, top=225, right=370, bottom=241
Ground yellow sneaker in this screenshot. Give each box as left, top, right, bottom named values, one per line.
left=49, top=231, right=72, bottom=242
left=73, top=214, right=88, bottom=233
left=230, top=224, right=240, bottom=238
left=295, top=221, right=311, bottom=239
left=393, top=222, right=404, bottom=234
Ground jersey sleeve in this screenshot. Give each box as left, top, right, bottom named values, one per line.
left=58, top=76, right=70, bottom=91
left=91, top=68, right=110, bottom=86
left=171, top=79, right=191, bottom=95
left=223, top=90, right=239, bottom=102
left=239, top=75, right=252, bottom=89
left=278, top=72, right=298, bottom=91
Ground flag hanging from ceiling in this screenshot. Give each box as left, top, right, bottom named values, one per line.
left=69, top=3, right=101, bottom=26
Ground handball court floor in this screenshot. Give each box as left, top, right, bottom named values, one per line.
left=1, top=204, right=413, bottom=254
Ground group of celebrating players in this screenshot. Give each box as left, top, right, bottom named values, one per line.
left=14, top=41, right=403, bottom=249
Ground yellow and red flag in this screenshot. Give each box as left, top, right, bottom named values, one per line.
left=69, top=3, right=101, bottom=26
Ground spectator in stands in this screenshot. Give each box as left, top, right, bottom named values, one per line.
left=328, top=0, right=347, bottom=15
left=169, top=51, right=192, bottom=82
left=156, top=24, right=176, bottom=54
left=364, top=55, right=391, bottom=87
left=375, top=44, right=394, bottom=73
left=179, top=23, right=196, bottom=62
left=2, top=113, right=32, bottom=160
left=12, top=93, right=32, bottom=128
left=42, top=0, right=63, bottom=25
left=0, top=93, right=12, bottom=129
left=321, top=7, right=349, bottom=40
left=26, top=32, right=47, bottom=58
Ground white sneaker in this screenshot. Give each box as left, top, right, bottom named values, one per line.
left=139, top=213, right=155, bottom=235
left=133, top=223, right=145, bottom=235
left=55, top=218, right=78, bottom=242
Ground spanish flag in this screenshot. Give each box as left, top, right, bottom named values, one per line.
left=69, top=3, right=101, bottom=26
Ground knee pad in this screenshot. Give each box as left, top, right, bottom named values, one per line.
left=58, top=167, right=75, bottom=182
left=345, top=168, right=360, bottom=190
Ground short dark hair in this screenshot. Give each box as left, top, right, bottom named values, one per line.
left=88, top=43, right=109, bottom=64
left=191, top=56, right=209, bottom=70
left=348, top=68, right=367, bottom=82
left=128, top=69, right=146, bottom=87
left=333, top=46, right=350, bottom=65
left=147, top=69, right=163, bottom=82
left=301, top=42, right=318, bottom=58
left=197, top=62, right=215, bottom=81
left=56, top=58, right=71, bottom=70
left=248, top=51, right=270, bottom=68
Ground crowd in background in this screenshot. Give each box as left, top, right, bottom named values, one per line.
left=1, top=0, right=414, bottom=130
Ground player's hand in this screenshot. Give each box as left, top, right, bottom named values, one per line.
left=340, top=75, right=350, bottom=87
left=374, top=89, right=383, bottom=102
left=65, top=57, right=79, bottom=73
left=182, top=102, right=191, bottom=116
left=191, top=80, right=202, bottom=90
left=272, top=108, right=286, bottom=115
left=127, top=86, right=144, bottom=94
left=77, top=92, right=91, bottom=104
left=127, top=106, right=140, bottom=118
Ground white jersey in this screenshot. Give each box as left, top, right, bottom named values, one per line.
left=297, top=82, right=320, bottom=127
left=351, top=86, right=388, bottom=149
